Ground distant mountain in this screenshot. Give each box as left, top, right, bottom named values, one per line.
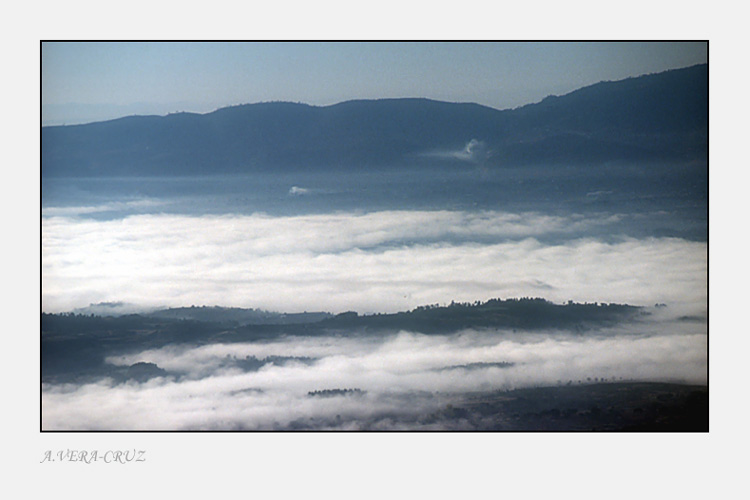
left=41, top=64, right=707, bottom=177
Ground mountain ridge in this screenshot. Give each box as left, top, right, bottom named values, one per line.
left=42, top=64, right=707, bottom=177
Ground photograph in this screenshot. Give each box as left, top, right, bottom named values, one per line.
left=41, top=41, right=708, bottom=432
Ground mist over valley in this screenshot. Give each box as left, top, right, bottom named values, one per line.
left=41, top=63, right=708, bottom=431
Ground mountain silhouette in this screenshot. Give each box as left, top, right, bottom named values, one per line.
left=41, top=64, right=707, bottom=177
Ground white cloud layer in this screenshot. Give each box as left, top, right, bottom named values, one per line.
left=42, top=328, right=707, bottom=430
left=42, top=210, right=706, bottom=315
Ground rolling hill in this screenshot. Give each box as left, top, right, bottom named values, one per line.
left=41, top=64, right=707, bottom=177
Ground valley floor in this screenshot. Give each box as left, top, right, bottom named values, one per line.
left=430, top=382, right=708, bottom=432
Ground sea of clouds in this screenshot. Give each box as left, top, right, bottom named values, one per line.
left=41, top=206, right=706, bottom=430
left=41, top=209, right=706, bottom=316
left=42, top=326, right=707, bottom=430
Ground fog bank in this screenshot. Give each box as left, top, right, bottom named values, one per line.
left=43, top=327, right=706, bottom=430
left=42, top=210, right=706, bottom=314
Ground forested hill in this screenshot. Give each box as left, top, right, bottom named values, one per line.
left=313, top=298, right=642, bottom=334
left=42, top=298, right=645, bottom=382
left=41, top=64, right=707, bottom=177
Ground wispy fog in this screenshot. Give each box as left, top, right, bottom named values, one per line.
left=42, top=325, right=706, bottom=430
left=421, top=139, right=492, bottom=164
left=41, top=210, right=706, bottom=315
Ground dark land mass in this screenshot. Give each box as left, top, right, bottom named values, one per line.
left=291, top=382, right=707, bottom=432
left=145, top=305, right=332, bottom=325
left=308, top=388, right=366, bottom=398
left=313, top=298, right=642, bottom=334
left=41, top=299, right=707, bottom=432
left=439, top=382, right=708, bottom=432
left=41, top=298, right=644, bottom=383
left=262, top=382, right=708, bottom=432
left=42, top=64, right=707, bottom=177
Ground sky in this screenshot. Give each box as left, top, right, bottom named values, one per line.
left=41, top=41, right=707, bottom=125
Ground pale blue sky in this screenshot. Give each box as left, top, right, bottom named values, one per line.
left=41, top=41, right=707, bottom=125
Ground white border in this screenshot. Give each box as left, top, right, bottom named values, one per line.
left=6, top=2, right=744, bottom=497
